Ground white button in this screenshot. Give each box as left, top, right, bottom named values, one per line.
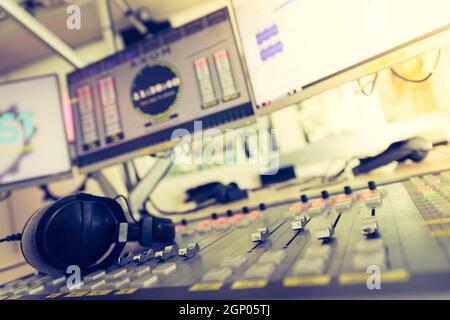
left=153, top=263, right=177, bottom=276
left=221, top=255, right=247, bottom=269
left=304, top=245, right=332, bottom=260
left=352, top=251, right=386, bottom=271
left=84, top=270, right=106, bottom=282
left=242, top=263, right=275, bottom=279
left=258, top=251, right=286, bottom=265
left=131, top=274, right=158, bottom=288
left=202, top=267, right=233, bottom=283
left=292, top=258, right=326, bottom=275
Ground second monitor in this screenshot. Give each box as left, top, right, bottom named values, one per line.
left=68, top=8, right=254, bottom=172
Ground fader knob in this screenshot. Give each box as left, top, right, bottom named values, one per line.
left=178, top=243, right=200, bottom=259
left=259, top=203, right=267, bottom=211
left=368, top=181, right=377, bottom=191
left=321, top=191, right=330, bottom=200
left=300, top=194, right=309, bottom=203
left=344, top=186, right=353, bottom=195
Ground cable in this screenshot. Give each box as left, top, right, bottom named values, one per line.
left=391, top=48, right=442, bottom=83
left=0, top=233, right=22, bottom=243
left=147, top=196, right=219, bottom=216
left=357, top=73, right=378, bottom=96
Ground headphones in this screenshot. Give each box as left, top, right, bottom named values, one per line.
left=20, top=193, right=175, bottom=275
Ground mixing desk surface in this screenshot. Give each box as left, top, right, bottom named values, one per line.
left=3, top=171, right=450, bottom=300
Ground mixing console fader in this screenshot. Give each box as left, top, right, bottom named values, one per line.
left=3, top=171, right=450, bottom=300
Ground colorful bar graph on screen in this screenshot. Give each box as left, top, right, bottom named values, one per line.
left=193, top=57, right=219, bottom=109
left=213, top=49, right=240, bottom=102
left=98, top=76, right=124, bottom=144
left=76, top=85, right=100, bottom=151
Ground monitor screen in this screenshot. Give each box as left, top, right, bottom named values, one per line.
left=68, top=8, right=254, bottom=172
left=0, top=75, right=72, bottom=192
left=232, top=0, right=450, bottom=110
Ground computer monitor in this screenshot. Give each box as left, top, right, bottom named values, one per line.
left=231, top=0, right=450, bottom=114
left=68, top=7, right=255, bottom=173
left=0, top=75, right=72, bottom=192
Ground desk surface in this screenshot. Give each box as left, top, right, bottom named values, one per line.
left=3, top=147, right=450, bottom=285
left=149, top=146, right=450, bottom=223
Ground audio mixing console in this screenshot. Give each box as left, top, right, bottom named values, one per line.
left=3, top=171, right=450, bottom=300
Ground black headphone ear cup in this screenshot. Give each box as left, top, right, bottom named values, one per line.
left=21, top=205, right=63, bottom=275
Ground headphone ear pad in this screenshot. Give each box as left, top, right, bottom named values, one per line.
left=21, top=205, right=63, bottom=275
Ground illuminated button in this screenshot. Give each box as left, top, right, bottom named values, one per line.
left=291, top=214, right=310, bottom=230
left=131, top=274, right=158, bottom=288
left=153, top=263, right=177, bottom=276
left=361, top=218, right=378, bottom=236
left=202, top=267, right=233, bottom=283
left=215, top=222, right=231, bottom=231
left=251, top=227, right=270, bottom=242
left=292, top=258, right=326, bottom=275
left=352, top=251, right=386, bottom=271
left=134, top=249, right=155, bottom=263
left=247, top=211, right=262, bottom=220
left=104, top=278, right=130, bottom=290
left=105, top=268, right=127, bottom=280
left=364, top=194, right=382, bottom=207
left=128, top=266, right=151, bottom=279
left=308, top=201, right=326, bottom=215
left=288, top=202, right=304, bottom=212
left=258, top=251, right=286, bottom=265
left=242, top=263, right=276, bottom=280
left=155, top=245, right=177, bottom=261
left=335, top=197, right=352, bottom=211
left=303, top=245, right=332, bottom=261
left=83, top=270, right=106, bottom=282
left=221, top=255, right=247, bottom=269
left=229, top=214, right=244, bottom=222
left=355, top=239, right=385, bottom=254
left=416, top=185, right=432, bottom=193
left=178, top=243, right=200, bottom=259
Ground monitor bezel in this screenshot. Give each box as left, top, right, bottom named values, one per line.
left=0, top=73, right=73, bottom=193
left=230, top=1, right=450, bottom=116
left=69, top=7, right=257, bottom=174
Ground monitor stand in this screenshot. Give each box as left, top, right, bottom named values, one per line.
left=92, top=156, right=173, bottom=220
